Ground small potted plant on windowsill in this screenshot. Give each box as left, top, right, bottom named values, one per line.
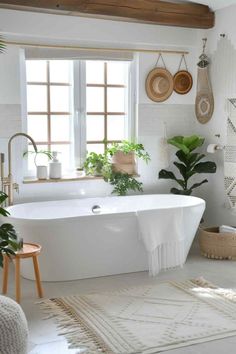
left=23, top=150, right=53, bottom=180
left=107, top=141, right=150, bottom=175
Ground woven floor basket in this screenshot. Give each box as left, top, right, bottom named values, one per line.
left=199, top=227, right=236, bottom=260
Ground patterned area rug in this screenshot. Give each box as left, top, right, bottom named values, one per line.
left=39, top=278, right=236, bottom=353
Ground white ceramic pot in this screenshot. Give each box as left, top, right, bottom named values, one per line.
left=36, top=165, right=48, bottom=180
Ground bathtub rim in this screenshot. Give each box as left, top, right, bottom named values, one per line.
left=4, top=194, right=206, bottom=222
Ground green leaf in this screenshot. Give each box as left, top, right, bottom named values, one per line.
left=188, top=153, right=205, bottom=166
left=173, top=162, right=186, bottom=179
left=0, top=207, right=9, bottom=217
left=189, top=179, right=208, bottom=190
left=167, top=136, right=190, bottom=155
left=170, top=187, right=192, bottom=195
left=176, top=150, right=188, bottom=165
left=194, top=161, right=217, bottom=174
left=183, top=136, right=204, bottom=151
left=159, top=169, right=178, bottom=181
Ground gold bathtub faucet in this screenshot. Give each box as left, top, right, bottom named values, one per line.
left=1, top=133, right=37, bottom=206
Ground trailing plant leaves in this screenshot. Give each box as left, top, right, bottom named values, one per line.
left=194, top=161, right=217, bottom=174
left=109, top=172, right=143, bottom=196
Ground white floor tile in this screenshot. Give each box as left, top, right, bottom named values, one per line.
left=1, top=244, right=236, bottom=354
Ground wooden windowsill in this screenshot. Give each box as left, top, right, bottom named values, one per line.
left=23, top=172, right=140, bottom=184
left=23, top=172, right=102, bottom=184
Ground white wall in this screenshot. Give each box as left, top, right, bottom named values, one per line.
left=0, top=8, right=199, bottom=203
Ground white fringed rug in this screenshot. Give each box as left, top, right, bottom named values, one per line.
left=39, top=278, right=236, bottom=353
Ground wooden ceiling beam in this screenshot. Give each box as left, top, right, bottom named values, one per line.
left=0, top=0, right=215, bottom=29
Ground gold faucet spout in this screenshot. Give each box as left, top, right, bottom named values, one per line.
left=7, top=133, right=37, bottom=205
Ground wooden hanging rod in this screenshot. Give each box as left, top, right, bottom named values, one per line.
left=6, top=40, right=189, bottom=55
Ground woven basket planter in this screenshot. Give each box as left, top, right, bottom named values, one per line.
left=112, top=151, right=137, bottom=175
left=199, top=226, right=236, bottom=260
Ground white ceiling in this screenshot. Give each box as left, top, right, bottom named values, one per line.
left=186, top=0, right=236, bottom=10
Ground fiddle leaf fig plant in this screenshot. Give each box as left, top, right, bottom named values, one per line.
left=159, top=135, right=217, bottom=195
left=0, top=192, right=20, bottom=267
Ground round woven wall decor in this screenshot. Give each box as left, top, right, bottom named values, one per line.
left=173, top=70, right=193, bottom=94
left=145, top=67, right=174, bottom=102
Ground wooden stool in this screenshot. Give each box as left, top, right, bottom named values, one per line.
left=2, top=242, right=44, bottom=303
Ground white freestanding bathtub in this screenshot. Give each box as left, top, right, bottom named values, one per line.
left=4, top=194, right=205, bottom=281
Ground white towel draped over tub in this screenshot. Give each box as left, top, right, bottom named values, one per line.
left=136, top=208, right=185, bottom=276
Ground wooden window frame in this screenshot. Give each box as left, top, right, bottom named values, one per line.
left=27, top=60, right=72, bottom=151
left=86, top=61, right=128, bottom=152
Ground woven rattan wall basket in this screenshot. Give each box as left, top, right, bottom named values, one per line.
left=199, top=227, right=236, bottom=260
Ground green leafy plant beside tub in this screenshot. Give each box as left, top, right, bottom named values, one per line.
left=0, top=192, right=20, bottom=267
left=159, top=135, right=217, bottom=195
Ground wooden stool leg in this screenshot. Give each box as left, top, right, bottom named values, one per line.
left=33, top=255, right=43, bottom=298
left=2, top=254, right=9, bottom=294
left=15, top=258, right=21, bottom=303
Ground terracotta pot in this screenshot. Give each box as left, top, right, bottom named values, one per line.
left=112, top=151, right=137, bottom=175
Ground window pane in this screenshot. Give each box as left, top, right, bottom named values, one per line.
left=86, top=115, right=104, bottom=141
left=27, top=144, right=49, bottom=171
left=51, top=115, right=70, bottom=141
left=51, top=144, right=71, bottom=170
left=107, top=88, right=125, bottom=112
left=26, top=60, right=47, bottom=82
left=27, top=85, right=47, bottom=112
left=107, top=62, right=127, bottom=85
left=86, top=61, right=104, bottom=84
left=86, top=144, right=104, bottom=155
left=50, top=86, right=70, bottom=112
left=28, top=115, right=48, bottom=142
left=107, top=115, right=125, bottom=141
left=49, top=60, right=71, bottom=83
left=86, top=87, right=104, bottom=112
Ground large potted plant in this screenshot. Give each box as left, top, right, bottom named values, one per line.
left=0, top=192, right=20, bottom=266
left=159, top=135, right=217, bottom=195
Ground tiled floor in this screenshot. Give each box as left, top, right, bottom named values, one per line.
left=1, top=243, right=236, bottom=354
